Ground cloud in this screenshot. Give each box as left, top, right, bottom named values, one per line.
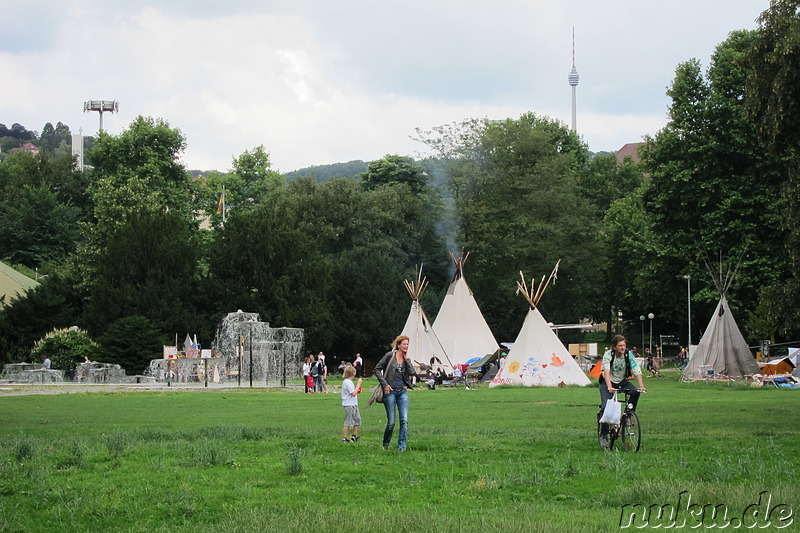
left=0, top=0, right=766, bottom=171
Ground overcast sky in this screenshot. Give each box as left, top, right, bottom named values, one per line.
left=1, top=1, right=766, bottom=173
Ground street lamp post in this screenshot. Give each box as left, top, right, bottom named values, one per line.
left=648, top=313, right=655, bottom=356
left=684, top=274, right=692, bottom=351
left=640, top=315, right=646, bottom=350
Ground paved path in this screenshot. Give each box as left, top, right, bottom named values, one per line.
left=0, top=382, right=307, bottom=396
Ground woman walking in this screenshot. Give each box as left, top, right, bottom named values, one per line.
left=374, top=335, right=416, bottom=451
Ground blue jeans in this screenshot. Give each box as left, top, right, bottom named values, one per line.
left=382, top=389, right=409, bottom=451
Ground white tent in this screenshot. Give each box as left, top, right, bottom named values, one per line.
left=491, top=262, right=591, bottom=387
left=680, top=254, right=760, bottom=381
left=432, top=251, right=499, bottom=366
left=400, top=266, right=451, bottom=372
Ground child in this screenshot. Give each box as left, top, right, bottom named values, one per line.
left=341, top=365, right=363, bottom=443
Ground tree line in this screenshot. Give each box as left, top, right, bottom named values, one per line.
left=1, top=1, right=798, bottom=373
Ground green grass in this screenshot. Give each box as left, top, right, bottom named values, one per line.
left=0, top=377, right=797, bottom=532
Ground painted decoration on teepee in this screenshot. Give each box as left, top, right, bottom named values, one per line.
left=491, top=262, right=590, bottom=388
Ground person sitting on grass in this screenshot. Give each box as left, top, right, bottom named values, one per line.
left=341, top=365, right=363, bottom=443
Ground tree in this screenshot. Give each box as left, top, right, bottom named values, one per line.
left=96, top=316, right=164, bottom=374
left=0, top=186, right=81, bottom=267
left=38, top=122, right=71, bottom=154
left=362, top=155, right=428, bottom=195
left=579, top=152, right=644, bottom=215
left=190, top=146, right=284, bottom=227
left=0, top=273, right=83, bottom=365
left=86, top=116, right=190, bottom=210
left=641, top=30, right=790, bottom=340
left=207, top=175, right=447, bottom=358
left=745, top=0, right=800, bottom=338
left=76, top=117, right=205, bottom=338
left=417, top=114, right=604, bottom=340
left=746, top=0, right=800, bottom=153
left=81, top=205, right=202, bottom=335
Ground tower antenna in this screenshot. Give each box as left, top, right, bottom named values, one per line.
left=83, top=100, right=119, bottom=133
left=568, top=28, right=579, bottom=132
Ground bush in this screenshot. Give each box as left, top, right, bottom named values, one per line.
left=30, top=327, right=98, bottom=371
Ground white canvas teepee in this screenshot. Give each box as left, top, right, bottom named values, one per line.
left=401, top=266, right=451, bottom=372
left=491, top=263, right=591, bottom=387
left=432, top=251, right=499, bottom=366
left=680, top=254, right=759, bottom=381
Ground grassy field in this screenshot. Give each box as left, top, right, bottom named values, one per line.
left=0, top=376, right=797, bottom=532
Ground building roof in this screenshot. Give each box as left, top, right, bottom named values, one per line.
left=615, top=142, right=645, bottom=164
left=9, top=142, right=40, bottom=154
left=0, top=262, right=38, bottom=307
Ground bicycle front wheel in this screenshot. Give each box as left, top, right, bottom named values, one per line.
left=620, top=411, right=641, bottom=452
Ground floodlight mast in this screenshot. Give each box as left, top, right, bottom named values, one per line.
left=83, top=100, right=119, bottom=132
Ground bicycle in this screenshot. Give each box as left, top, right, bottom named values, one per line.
left=597, top=389, right=644, bottom=452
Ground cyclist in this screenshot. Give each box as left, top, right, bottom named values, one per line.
left=599, top=334, right=646, bottom=449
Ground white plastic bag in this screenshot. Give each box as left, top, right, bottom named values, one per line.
left=599, top=393, right=622, bottom=425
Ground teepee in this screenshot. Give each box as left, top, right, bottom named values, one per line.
left=491, top=262, right=591, bottom=387
left=432, top=251, right=499, bottom=366
left=401, top=266, right=452, bottom=372
left=680, top=253, right=759, bottom=381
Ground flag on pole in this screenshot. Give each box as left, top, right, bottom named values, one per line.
left=216, top=191, right=225, bottom=214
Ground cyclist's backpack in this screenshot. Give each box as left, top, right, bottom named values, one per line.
left=612, top=350, right=634, bottom=380
left=597, top=350, right=634, bottom=384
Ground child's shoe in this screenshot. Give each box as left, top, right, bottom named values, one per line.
left=350, top=435, right=360, bottom=442
left=342, top=437, right=350, bottom=443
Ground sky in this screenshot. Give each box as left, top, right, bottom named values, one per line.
left=1, top=1, right=767, bottom=173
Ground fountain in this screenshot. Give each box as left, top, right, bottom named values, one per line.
left=74, top=361, right=127, bottom=383
left=1, top=362, right=64, bottom=383
left=146, top=311, right=304, bottom=385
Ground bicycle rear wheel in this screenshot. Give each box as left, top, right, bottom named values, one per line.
left=620, top=411, right=641, bottom=452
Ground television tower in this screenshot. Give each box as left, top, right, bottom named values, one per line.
left=568, top=28, right=579, bottom=132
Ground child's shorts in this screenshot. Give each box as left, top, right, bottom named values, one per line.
left=343, top=405, right=362, bottom=427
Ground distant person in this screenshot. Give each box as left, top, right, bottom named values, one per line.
left=43, top=357, right=51, bottom=369
left=341, top=365, right=363, bottom=443
left=311, top=355, right=324, bottom=393
left=317, top=352, right=328, bottom=393
left=374, top=335, right=415, bottom=451
left=599, top=335, right=646, bottom=449
left=302, top=355, right=313, bottom=393
left=337, top=360, right=347, bottom=374
left=677, top=346, right=689, bottom=370
left=354, top=353, right=363, bottom=378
